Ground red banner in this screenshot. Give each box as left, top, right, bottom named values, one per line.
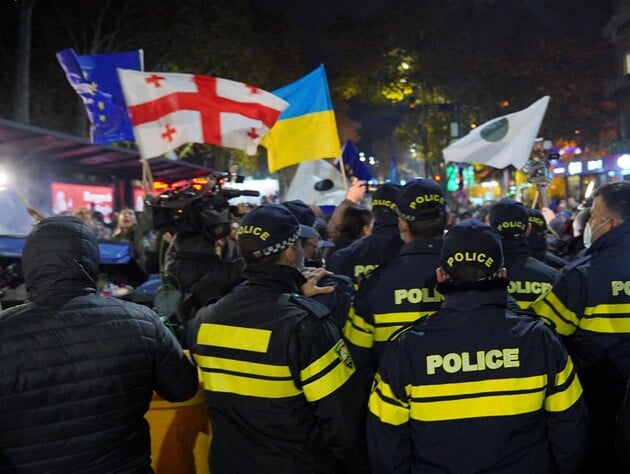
left=51, top=182, right=114, bottom=222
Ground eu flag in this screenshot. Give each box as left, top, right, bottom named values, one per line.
left=56, top=48, right=143, bottom=144
left=335, top=140, right=373, bottom=181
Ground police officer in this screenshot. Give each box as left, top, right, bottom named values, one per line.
left=526, top=208, right=569, bottom=269
left=368, top=219, right=588, bottom=473
left=489, top=198, right=559, bottom=310
left=327, top=183, right=403, bottom=287
left=189, top=204, right=367, bottom=474
left=343, top=178, right=446, bottom=373
left=532, top=181, right=630, bottom=472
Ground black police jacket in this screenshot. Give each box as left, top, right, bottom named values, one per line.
left=532, top=221, right=630, bottom=468
left=0, top=217, right=198, bottom=474
left=368, top=289, right=588, bottom=474
left=502, top=237, right=560, bottom=310
left=189, top=263, right=368, bottom=474
left=343, top=238, right=443, bottom=373
left=326, top=215, right=403, bottom=286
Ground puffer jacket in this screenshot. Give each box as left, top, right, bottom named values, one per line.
left=0, top=216, right=198, bottom=474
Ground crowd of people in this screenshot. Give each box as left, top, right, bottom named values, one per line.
left=2, top=176, right=630, bottom=473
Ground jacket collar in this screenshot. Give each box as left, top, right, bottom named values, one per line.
left=441, top=289, right=509, bottom=312
left=244, top=263, right=307, bottom=294
left=587, top=220, right=630, bottom=255
left=400, top=238, right=443, bottom=256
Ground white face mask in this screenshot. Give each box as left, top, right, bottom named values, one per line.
left=583, top=222, right=592, bottom=248
left=583, top=218, right=610, bottom=248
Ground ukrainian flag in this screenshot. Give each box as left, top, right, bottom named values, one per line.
left=262, top=65, right=341, bottom=173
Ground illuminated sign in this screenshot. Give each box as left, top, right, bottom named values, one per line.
left=51, top=182, right=113, bottom=222
left=568, top=162, right=583, bottom=175
left=587, top=159, right=603, bottom=171
left=618, top=154, right=630, bottom=170
left=553, top=167, right=566, bottom=174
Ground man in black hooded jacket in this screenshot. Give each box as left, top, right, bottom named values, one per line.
left=0, top=216, right=198, bottom=473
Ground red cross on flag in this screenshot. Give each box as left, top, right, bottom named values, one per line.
left=117, top=69, right=288, bottom=159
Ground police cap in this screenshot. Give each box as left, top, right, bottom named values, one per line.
left=441, top=218, right=503, bottom=279
left=237, top=204, right=316, bottom=260
left=371, top=183, right=400, bottom=213
left=526, top=208, right=548, bottom=236
left=489, top=198, right=529, bottom=238
left=395, top=178, right=446, bottom=221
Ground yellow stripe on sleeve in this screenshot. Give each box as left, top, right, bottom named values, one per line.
left=532, top=296, right=578, bottom=336
left=300, top=340, right=355, bottom=401
left=196, top=323, right=271, bottom=353
left=372, top=311, right=433, bottom=342
left=343, top=307, right=374, bottom=348
left=368, top=380, right=409, bottom=426
left=302, top=361, right=354, bottom=401
left=545, top=375, right=583, bottom=412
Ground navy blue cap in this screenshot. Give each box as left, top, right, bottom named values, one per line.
left=371, top=183, right=400, bottom=213
left=489, top=198, right=529, bottom=238
left=441, top=218, right=503, bottom=278
left=526, top=208, right=548, bottom=235
left=396, top=178, right=446, bottom=221
left=282, top=200, right=316, bottom=227
left=237, top=204, right=314, bottom=260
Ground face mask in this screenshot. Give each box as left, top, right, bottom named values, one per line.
left=583, top=222, right=592, bottom=248
left=583, top=218, right=610, bottom=248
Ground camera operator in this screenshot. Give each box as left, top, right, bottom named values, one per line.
left=154, top=175, right=253, bottom=330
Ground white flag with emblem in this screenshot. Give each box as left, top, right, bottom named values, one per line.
left=117, top=69, right=288, bottom=159
left=443, top=96, right=550, bottom=170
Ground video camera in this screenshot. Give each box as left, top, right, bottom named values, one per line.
left=150, top=172, right=259, bottom=242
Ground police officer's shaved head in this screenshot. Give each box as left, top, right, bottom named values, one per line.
left=594, top=181, right=630, bottom=222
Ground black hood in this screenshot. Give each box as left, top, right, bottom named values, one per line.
left=23, top=216, right=99, bottom=304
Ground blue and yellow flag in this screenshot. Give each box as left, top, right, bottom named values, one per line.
left=262, top=65, right=340, bottom=173
left=56, top=48, right=143, bottom=144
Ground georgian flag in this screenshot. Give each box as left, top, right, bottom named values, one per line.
left=443, top=96, right=550, bottom=170
left=117, top=69, right=288, bottom=159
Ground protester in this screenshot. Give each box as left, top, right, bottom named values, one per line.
left=327, top=183, right=403, bottom=287
left=368, top=219, right=588, bottom=473
left=344, top=178, right=447, bottom=373
left=532, top=181, right=630, bottom=472
left=189, top=204, right=368, bottom=474
left=0, top=216, right=198, bottom=472
left=489, top=198, right=559, bottom=310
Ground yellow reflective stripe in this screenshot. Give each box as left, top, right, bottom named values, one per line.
left=200, top=370, right=300, bottom=398
left=515, top=300, right=530, bottom=310
left=302, top=360, right=354, bottom=401
left=532, top=296, right=577, bottom=336
left=408, top=374, right=547, bottom=398
left=579, top=315, right=630, bottom=333
left=372, top=311, right=432, bottom=342
left=196, top=323, right=271, bottom=353
left=194, top=354, right=291, bottom=378
left=300, top=343, right=339, bottom=381
left=544, top=292, right=579, bottom=326
left=555, top=358, right=574, bottom=387
left=584, top=303, right=630, bottom=315
left=410, top=391, right=545, bottom=422
left=368, top=380, right=409, bottom=426
left=545, top=375, right=583, bottom=412
left=580, top=304, right=630, bottom=333
left=343, top=307, right=374, bottom=348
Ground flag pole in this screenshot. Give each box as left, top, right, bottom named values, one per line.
left=338, top=145, right=349, bottom=190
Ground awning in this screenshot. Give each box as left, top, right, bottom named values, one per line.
left=0, top=117, right=215, bottom=182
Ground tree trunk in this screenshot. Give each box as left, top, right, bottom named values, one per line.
left=13, top=0, right=36, bottom=123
